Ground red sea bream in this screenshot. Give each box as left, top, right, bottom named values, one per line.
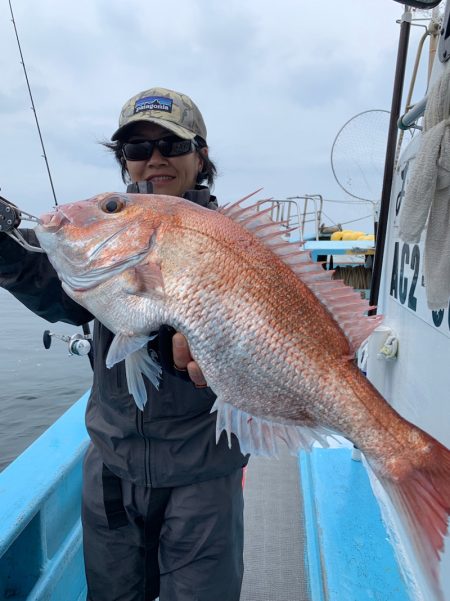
left=35, top=192, right=450, bottom=601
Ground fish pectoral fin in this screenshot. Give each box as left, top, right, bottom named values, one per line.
left=125, top=348, right=162, bottom=410
left=133, top=261, right=165, bottom=298
left=106, top=333, right=162, bottom=410
left=106, top=333, right=154, bottom=367
left=211, top=399, right=338, bottom=457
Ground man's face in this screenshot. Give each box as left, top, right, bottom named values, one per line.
left=123, top=122, right=204, bottom=197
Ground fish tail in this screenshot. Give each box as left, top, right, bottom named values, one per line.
left=368, top=440, right=450, bottom=601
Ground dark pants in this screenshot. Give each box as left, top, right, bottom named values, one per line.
left=82, top=444, right=244, bottom=601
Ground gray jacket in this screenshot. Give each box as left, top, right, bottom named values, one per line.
left=0, top=188, right=248, bottom=486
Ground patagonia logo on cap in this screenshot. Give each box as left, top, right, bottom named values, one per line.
left=134, top=96, right=173, bottom=114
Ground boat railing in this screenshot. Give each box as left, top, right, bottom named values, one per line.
left=0, top=392, right=90, bottom=601
left=398, top=95, right=427, bottom=129
left=256, top=194, right=324, bottom=241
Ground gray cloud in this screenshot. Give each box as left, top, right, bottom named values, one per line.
left=0, top=0, right=411, bottom=234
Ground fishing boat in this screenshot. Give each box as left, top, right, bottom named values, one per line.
left=1, top=1, right=449, bottom=600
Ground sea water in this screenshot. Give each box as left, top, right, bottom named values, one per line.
left=0, top=288, right=92, bottom=471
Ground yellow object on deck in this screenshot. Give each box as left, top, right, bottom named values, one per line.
left=341, top=231, right=365, bottom=241
left=330, top=230, right=373, bottom=241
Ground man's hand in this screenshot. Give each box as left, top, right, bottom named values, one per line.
left=172, top=332, right=208, bottom=388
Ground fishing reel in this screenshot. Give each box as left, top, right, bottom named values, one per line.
left=43, top=330, right=92, bottom=357
left=0, top=195, right=45, bottom=253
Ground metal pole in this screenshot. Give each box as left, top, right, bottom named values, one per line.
left=369, top=8, right=411, bottom=314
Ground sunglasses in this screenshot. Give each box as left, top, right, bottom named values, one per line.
left=122, top=136, right=197, bottom=161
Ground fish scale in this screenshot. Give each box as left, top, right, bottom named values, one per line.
left=35, top=191, right=450, bottom=601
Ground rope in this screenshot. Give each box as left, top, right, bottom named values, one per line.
left=332, top=265, right=372, bottom=291
left=340, top=214, right=374, bottom=226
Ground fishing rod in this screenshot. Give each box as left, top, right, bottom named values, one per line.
left=8, top=0, right=58, bottom=206
left=3, top=3, right=95, bottom=368
left=0, top=1, right=56, bottom=253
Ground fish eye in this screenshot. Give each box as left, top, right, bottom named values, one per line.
left=101, top=196, right=125, bottom=214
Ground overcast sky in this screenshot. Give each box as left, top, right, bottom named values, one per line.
left=0, top=1, right=431, bottom=236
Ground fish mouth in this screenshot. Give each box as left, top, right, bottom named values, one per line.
left=39, top=210, right=70, bottom=232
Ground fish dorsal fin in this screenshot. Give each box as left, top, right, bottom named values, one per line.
left=220, top=197, right=382, bottom=354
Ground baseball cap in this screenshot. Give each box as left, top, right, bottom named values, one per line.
left=111, top=87, right=207, bottom=142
